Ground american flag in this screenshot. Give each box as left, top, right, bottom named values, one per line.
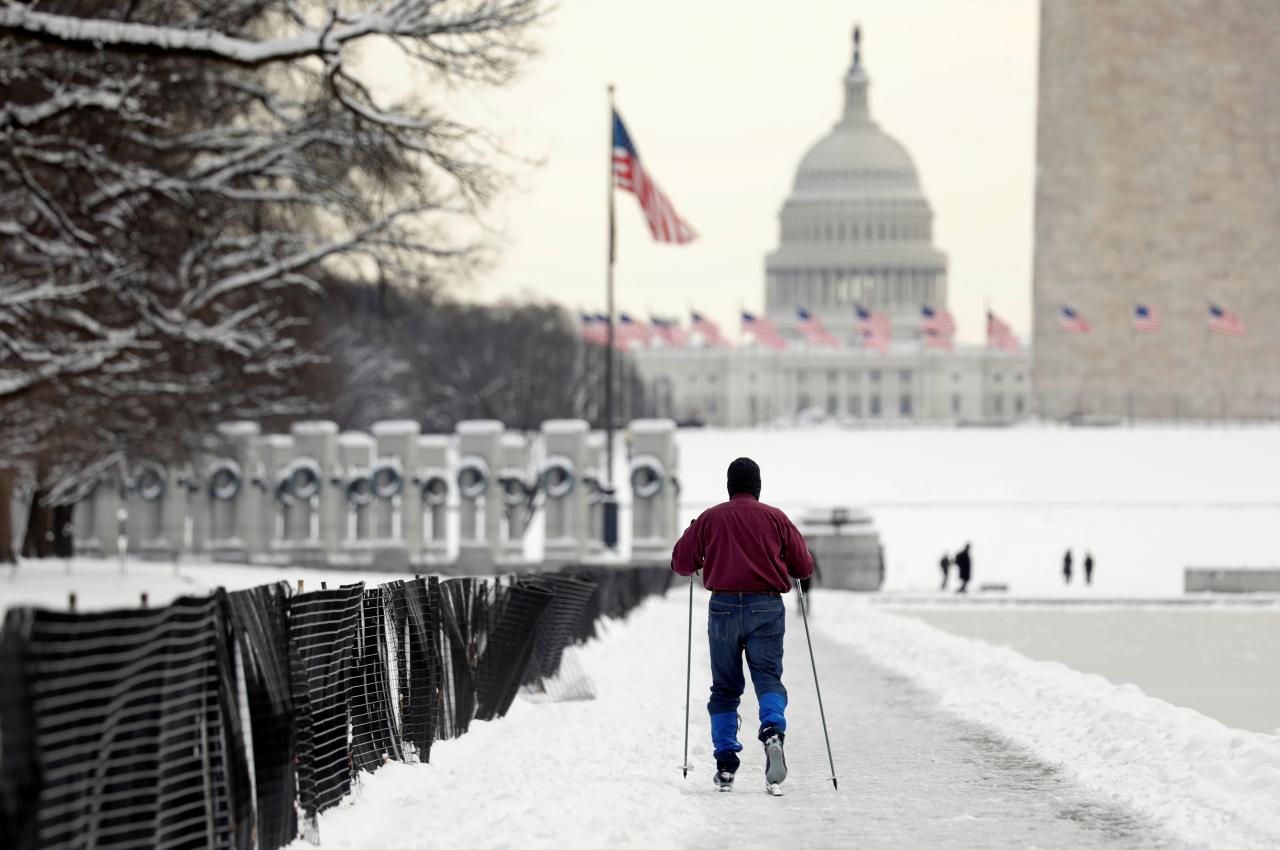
left=921, top=305, right=956, bottom=337
left=797, top=308, right=840, bottom=348
left=742, top=311, right=788, bottom=351
left=921, top=305, right=955, bottom=351
left=1133, top=304, right=1161, bottom=333
left=1059, top=305, right=1091, bottom=334
left=650, top=316, right=688, bottom=348
left=618, top=313, right=653, bottom=348
left=1208, top=304, right=1245, bottom=336
left=691, top=311, right=732, bottom=348
left=580, top=313, right=609, bottom=346
left=612, top=111, right=697, bottom=244
left=987, top=311, right=1019, bottom=352
left=856, top=305, right=891, bottom=353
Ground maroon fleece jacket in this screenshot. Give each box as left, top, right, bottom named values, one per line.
left=671, top=494, right=813, bottom=592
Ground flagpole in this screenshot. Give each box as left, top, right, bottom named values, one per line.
left=603, top=83, right=618, bottom=547
left=982, top=297, right=990, bottom=422
left=1128, top=308, right=1136, bottom=425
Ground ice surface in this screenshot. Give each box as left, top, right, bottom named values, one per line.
left=886, top=604, right=1280, bottom=734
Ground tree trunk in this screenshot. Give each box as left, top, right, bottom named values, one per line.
left=20, top=488, right=54, bottom=559
left=0, top=468, right=14, bottom=563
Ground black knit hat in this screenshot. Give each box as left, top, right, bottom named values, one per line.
left=727, top=457, right=761, bottom=499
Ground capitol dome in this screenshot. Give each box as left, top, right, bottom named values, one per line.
left=765, top=29, right=947, bottom=342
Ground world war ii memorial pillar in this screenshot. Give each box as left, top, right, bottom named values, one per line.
left=125, top=460, right=186, bottom=560
left=285, top=421, right=341, bottom=565
left=338, top=431, right=376, bottom=556
left=628, top=419, right=680, bottom=562
left=540, top=419, right=589, bottom=564
left=203, top=421, right=266, bottom=562
left=416, top=434, right=451, bottom=565
left=74, top=477, right=120, bottom=558
left=498, top=433, right=532, bottom=564
left=456, top=420, right=504, bottom=573
left=371, top=420, right=420, bottom=570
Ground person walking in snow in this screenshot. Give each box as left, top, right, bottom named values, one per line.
left=1063, top=549, right=1073, bottom=585
left=954, top=543, right=972, bottom=593
left=671, top=457, right=814, bottom=794
left=939, top=553, right=951, bottom=590
left=1084, top=552, right=1094, bottom=586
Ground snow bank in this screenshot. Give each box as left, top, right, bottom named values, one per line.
left=818, top=595, right=1280, bottom=849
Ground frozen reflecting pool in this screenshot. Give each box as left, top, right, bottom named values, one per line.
left=885, top=603, right=1280, bottom=734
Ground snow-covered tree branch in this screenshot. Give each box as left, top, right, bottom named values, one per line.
left=0, top=0, right=542, bottom=499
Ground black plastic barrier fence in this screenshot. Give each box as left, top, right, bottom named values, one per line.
left=0, top=565, right=671, bottom=849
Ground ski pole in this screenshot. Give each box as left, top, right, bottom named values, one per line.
left=681, top=574, right=694, bottom=777
left=795, top=579, right=838, bottom=790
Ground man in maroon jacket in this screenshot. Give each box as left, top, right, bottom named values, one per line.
left=671, top=457, right=813, bottom=792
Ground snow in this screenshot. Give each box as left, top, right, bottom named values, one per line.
left=217, top=421, right=261, bottom=437
left=674, top=425, right=1280, bottom=596
left=818, top=595, right=1280, bottom=849
left=456, top=420, right=503, bottom=436
left=291, top=421, right=338, bottom=436
left=337, top=432, right=375, bottom=448
left=628, top=418, right=676, bottom=435
left=283, top=589, right=1256, bottom=849
left=370, top=420, right=420, bottom=437
left=541, top=419, right=588, bottom=435
left=5, top=558, right=1277, bottom=848
left=0, top=558, right=418, bottom=613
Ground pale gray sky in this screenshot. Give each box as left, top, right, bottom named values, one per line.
left=381, top=0, right=1039, bottom=344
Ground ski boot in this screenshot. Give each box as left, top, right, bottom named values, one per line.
left=760, top=726, right=786, bottom=795
left=712, top=750, right=740, bottom=792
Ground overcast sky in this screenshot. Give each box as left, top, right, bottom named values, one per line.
left=375, top=0, right=1040, bottom=344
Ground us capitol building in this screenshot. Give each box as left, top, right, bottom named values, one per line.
left=632, top=31, right=1031, bottom=427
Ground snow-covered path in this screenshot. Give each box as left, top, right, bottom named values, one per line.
left=300, top=590, right=1193, bottom=849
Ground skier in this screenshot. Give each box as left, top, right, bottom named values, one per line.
left=939, top=553, right=951, bottom=590
left=1063, top=549, right=1073, bottom=585
left=671, top=457, right=813, bottom=795
left=1084, top=551, right=1094, bottom=585
left=954, top=543, right=972, bottom=593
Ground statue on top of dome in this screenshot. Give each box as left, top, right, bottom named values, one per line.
left=852, top=24, right=862, bottom=68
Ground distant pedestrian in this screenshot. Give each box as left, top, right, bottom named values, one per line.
left=1084, top=552, right=1094, bottom=586
left=1063, top=549, right=1073, bottom=585
left=954, top=543, right=972, bottom=593
left=939, top=553, right=951, bottom=590
left=799, top=553, right=822, bottom=596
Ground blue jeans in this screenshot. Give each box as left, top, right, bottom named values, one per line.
left=706, top=593, right=787, bottom=755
